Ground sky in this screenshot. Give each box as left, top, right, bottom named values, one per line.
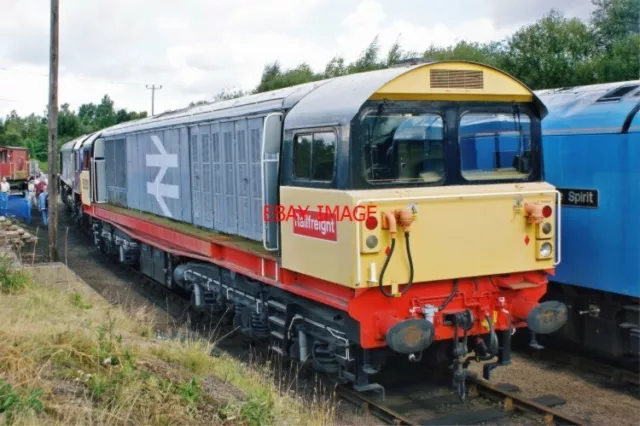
left=0, top=0, right=596, bottom=118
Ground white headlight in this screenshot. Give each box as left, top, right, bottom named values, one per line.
left=540, top=242, right=552, bottom=257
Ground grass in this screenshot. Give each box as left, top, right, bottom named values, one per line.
left=0, top=261, right=340, bottom=425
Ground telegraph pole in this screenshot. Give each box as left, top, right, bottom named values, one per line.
left=47, top=0, right=59, bottom=262
left=146, top=84, right=162, bottom=116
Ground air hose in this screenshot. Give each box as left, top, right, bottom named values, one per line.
left=486, top=313, right=499, bottom=355
left=379, top=231, right=414, bottom=298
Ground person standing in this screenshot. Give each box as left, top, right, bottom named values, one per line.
left=38, top=184, right=49, bottom=228
left=33, top=175, right=42, bottom=208
left=0, top=177, right=10, bottom=217
left=27, top=177, right=35, bottom=207
left=35, top=175, right=45, bottom=198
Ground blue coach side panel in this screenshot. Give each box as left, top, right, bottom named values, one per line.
left=538, top=81, right=640, bottom=298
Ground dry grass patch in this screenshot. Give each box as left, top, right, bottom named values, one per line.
left=0, top=263, right=339, bottom=425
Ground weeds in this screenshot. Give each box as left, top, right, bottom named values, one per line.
left=240, top=392, right=274, bottom=425
left=0, top=261, right=340, bottom=425
left=0, top=379, right=44, bottom=425
left=176, top=378, right=201, bottom=416
left=69, top=292, right=93, bottom=310
left=0, top=256, right=29, bottom=294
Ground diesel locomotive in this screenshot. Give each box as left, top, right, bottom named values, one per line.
left=536, top=80, right=640, bottom=361
left=58, top=60, right=568, bottom=399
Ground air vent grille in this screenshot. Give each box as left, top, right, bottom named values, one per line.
left=430, top=69, right=484, bottom=89
left=596, top=84, right=639, bottom=102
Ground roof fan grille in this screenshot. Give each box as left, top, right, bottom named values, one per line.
left=430, top=69, right=484, bottom=89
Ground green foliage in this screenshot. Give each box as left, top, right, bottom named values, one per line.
left=0, top=94, right=147, bottom=163
left=0, top=379, right=44, bottom=425
left=0, top=258, right=29, bottom=294
left=591, top=0, right=640, bottom=48
left=69, top=292, right=93, bottom=310
left=256, top=62, right=326, bottom=92
left=239, top=391, right=274, bottom=426
left=501, top=9, right=599, bottom=89
left=176, top=378, right=202, bottom=416
left=249, top=0, right=639, bottom=94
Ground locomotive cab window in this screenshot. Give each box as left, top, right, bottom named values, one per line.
left=363, top=112, right=445, bottom=184
left=459, top=112, right=532, bottom=181
left=293, top=131, right=336, bottom=182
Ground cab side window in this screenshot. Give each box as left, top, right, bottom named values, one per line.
left=293, top=131, right=336, bottom=182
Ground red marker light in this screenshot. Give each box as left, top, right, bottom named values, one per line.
left=365, top=215, right=378, bottom=230
left=542, top=206, right=552, bottom=218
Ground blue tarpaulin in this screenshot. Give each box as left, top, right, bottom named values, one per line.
left=6, top=194, right=32, bottom=224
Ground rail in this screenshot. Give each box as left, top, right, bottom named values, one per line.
left=354, top=189, right=562, bottom=285
left=468, top=376, right=585, bottom=425
left=336, top=376, right=586, bottom=426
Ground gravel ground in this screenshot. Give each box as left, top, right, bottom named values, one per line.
left=467, top=343, right=640, bottom=425
left=19, top=203, right=640, bottom=425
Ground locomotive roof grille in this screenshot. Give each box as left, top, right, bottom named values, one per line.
left=429, top=69, right=484, bottom=89
left=596, top=84, right=640, bottom=103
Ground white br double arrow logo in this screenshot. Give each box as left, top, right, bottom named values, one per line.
left=146, top=135, right=179, bottom=217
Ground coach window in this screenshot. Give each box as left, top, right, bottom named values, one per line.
left=0, top=151, right=6, bottom=164
left=459, top=112, right=532, bottom=181
left=293, top=131, right=336, bottom=182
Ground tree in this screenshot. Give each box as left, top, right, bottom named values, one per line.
left=423, top=40, right=506, bottom=67
left=213, top=88, right=251, bottom=101
left=591, top=0, right=640, bottom=49
left=78, top=102, right=97, bottom=127
left=58, top=103, right=81, bottom=138
left=324, top=56, right=347, bottom=78
left=94, top=95, right=117, bottom=129
left=500, top=10, right=598, bottom=89
left=593, top=34, right=640, bottom=81
left=386, top=39, right=403, bottom=67
left=0, top=95, right=146, bottom=162
left=348, top=36, right=384, bottom=73
left=256, top=62, right=284, bottom=92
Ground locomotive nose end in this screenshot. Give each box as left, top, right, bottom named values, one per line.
left=385, top=318, right=435, bottom=354
left=525, top=300, right=568, bottom=334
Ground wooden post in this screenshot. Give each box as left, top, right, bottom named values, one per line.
left=47, top=0, right=59, bottom=262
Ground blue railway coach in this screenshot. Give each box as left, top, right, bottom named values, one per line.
left=536, top=80, right=640, bottom=360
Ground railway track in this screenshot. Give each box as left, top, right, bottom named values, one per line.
left=337, top=375, right=586, bottom=425
left=18, top=211, right=590, bottom=425
left=103, top=255, right=592, bottom=425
